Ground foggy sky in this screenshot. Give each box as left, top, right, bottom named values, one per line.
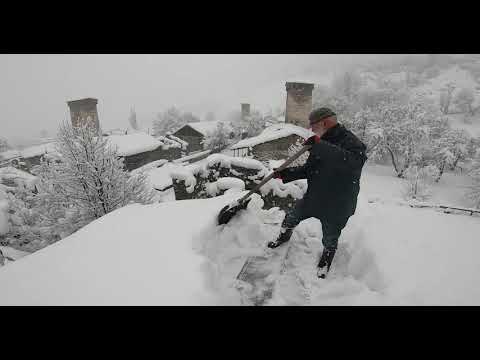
left=0, top=54, right=400, bottom=146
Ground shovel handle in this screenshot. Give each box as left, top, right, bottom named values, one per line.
left=237, top=144, right=312, bottom=204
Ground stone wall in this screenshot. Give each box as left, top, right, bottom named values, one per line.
left=171, top=160, right=301, bottom=212
left=172, top=126, right=204, bottom=153
left=251, top=134, right=304, bottom=162
left=285, top=82, right=314, bottom=128
left=123, top=146, right=181, bottom=171
left=67, top=98, right=100, bottom=132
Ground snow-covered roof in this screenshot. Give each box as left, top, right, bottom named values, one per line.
left=179, top=121, right=231, bottom=137
left=0, top=150, right=21, bottom=161
left=1, top=143, right=60, bottom=161
left=230, top=123, right=313, bottom=150
left=20, top=143, right=58, bottom=159
left=105, top=133, right=161, bottom=157
left=165, top=134, right=188, bottom=149
left=103, top=128, right=127, bottom=136
left=0, top=166, right=38, bottom=190
left=154, top=135, right=183, bottom=150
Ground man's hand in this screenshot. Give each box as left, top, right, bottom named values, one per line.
left=303, top=135, right=321, bottom=147
left=272, top=169, right=283, bottom=180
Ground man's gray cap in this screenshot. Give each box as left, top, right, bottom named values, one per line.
left=309, top=108, right=336, bottom=125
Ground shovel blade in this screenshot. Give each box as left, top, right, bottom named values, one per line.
left=217, top=198, right=251, bottom=225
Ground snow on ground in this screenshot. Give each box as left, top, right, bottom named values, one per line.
left=0, top=194, right=248, bottom=305
left=20, top=142, right=58, bottom=159
left=361, top=163, right=474, bottom=208
left=0, top=246, right=30, bottom=261
left=0, top=149, right=21, bottom=161
left=1, top=157, right=479, bottom=305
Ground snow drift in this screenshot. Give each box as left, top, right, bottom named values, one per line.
left=1, top=169, right=480, bottom=305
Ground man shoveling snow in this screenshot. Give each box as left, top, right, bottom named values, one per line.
left=267, top=108, right=367, bottom=279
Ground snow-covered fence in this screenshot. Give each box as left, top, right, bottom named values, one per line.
left=408, top=200, right=480, bottom=217
left=230, top=147, right=251, bottom=158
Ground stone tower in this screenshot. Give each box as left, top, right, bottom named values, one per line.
left=67, top=98, right=100, bottom=131
left=241, top=103, right=251, bottom=120
left=285, top=82, right=314, bottom=128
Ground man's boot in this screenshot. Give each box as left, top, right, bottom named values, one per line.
left=267, top=228, right=293, bottom=249
left=317, top=247, right=336, bottom=279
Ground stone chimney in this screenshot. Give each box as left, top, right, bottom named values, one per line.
left=241, top=103, right=251, bottom=120
left=67, top=98, right=100, bottom=131
left=285, top=82, right=314, bottom=128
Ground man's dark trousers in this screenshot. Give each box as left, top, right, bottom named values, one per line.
left=280, top=199, right=349, bottom=252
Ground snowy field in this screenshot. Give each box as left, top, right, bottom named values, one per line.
left=0, top=160, right=479, bottom=306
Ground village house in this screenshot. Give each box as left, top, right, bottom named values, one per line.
left=105, top=133, right=182, bottom=171
left=0, top=133, right=184, bottom=174
left=0, top=143, right=58, bottom=172
left=229, top=123, right=312, bottom=161
left=171, top=121, right=234, bottom=153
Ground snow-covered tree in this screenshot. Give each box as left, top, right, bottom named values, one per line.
left=433, top=128, right=470, bottom=180
left=202, top=122, right=231, bottom=153
left=467, top=152, right=480, bottom=208
left=454, top=88, right=475, bottom=115
left=332, top=71, right=363, bottom=101
left=0, top=185, right=10, bottom=239
left=152, top=107, right=201, bottom=136
left=439, top=82, right=456, bottom=115
left=3, top=184, right=58, bottom=251
left=128, top=107, right=139, bottom=130
left=30, top=122, right=155, bottom=240
left=372, top=98, right=443, bottom=177
left=230, top=110, right=266, bottom=139
left=204, top=111, right=215, bottom=122
left=182, top=111, right=201, bottom=124
left=0, top=137, right=10, bottom=152
left=152, top=107, right=184, bottom=136
left=244, top=111, right=266, bottom=137
left=402, top=164, right=439, bottom=201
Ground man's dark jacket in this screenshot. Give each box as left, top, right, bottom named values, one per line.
left=279, top=123, right=367, bottom=223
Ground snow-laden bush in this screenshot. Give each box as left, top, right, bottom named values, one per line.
left=401, top=165, right=439, bottom=201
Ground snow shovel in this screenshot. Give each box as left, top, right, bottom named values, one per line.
left=217, top=144, right=312, bottom=225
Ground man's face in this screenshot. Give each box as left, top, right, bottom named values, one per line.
left=310, top=119, right=327, bottom=136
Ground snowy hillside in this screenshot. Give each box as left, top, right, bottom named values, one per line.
left=359, top=63, right=480, bottom=137
left=1, top=163, right=480, bottom=305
